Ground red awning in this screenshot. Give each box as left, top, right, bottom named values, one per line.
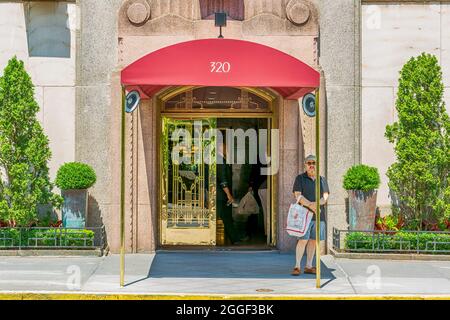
left=121, top=39, right=320, bottom=100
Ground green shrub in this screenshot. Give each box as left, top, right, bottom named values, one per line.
left=0, top=228, right=20, bottom=246
left=344, top=231, right=450, bottom=253
left=26, top=229, right=59, bottom=246
left=343, top=164, right=381, bottom=191
left=60, top=229, right=95, bottom=246
left=55, top=162, right=96, bottom=190
left=0, top=228, right=95, bottom=247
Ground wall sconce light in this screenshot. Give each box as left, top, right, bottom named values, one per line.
left=215, top=12, right=227, bottom=38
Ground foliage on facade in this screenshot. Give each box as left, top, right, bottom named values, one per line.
left=0, top=57, right=62, bottom=226
left=385, top=53, right=450, bottom=230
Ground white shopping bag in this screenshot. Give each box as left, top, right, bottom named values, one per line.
left=236, top=191, right=260, bottom=217
left=286, top=203, right=313, bottom=238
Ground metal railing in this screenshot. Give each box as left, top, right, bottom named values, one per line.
left=333, top=227, right=450, bottom=254
left=0, top=226, right=106, bottom=249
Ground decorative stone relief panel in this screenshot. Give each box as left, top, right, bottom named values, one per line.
left=151, top=0, right=201, bottom=20
left=286, top=0, right=311, bottom=26
left=119, top=0, right=200, bottom=36
left=243, top=0, right=318, bottom=36
left=244, top=0, right=286, bottom=20
left=126, top=0, right=151, bottom=26
left=119, top=0, right=318, bottom=36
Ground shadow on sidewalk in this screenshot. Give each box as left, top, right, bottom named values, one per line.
left=125, top=252, right=336, bottom=288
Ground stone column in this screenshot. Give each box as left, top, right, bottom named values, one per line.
left=134, top=98, right=158, bottom=252
left=312, top=0, right=361, bottom=251
left=277, top=99, right=301, bottom=252
left=76, top=0, right=124, bottom=252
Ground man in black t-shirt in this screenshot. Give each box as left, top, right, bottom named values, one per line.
left=291, top=155, right=330, bottom=276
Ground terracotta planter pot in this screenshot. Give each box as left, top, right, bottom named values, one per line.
left=61, top=189, right=88, bottom=228
left=348, top=190, right=378, bottom=231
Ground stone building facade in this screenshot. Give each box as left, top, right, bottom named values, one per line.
left=0, top=0, right=448, bottom=253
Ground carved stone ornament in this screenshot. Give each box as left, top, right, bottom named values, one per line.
left=126, top=0, right=151, bottom=25
left=286, top=0, right=311, bottom=26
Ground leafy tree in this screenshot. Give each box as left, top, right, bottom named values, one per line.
left=385, top=53, right=450, bottom=230
left=0, top=57, right=62, bottom=226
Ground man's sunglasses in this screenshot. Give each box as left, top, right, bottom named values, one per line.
left=306, top=161, right=316, bottom=166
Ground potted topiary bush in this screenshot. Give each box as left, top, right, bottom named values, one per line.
left=55, top=162, right=96, bottom=228
left=343, top=164, right=381, bottom=230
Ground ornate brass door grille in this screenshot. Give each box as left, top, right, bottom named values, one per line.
left=168, top=164, right=208, bottom=228
left=161, top=118, right=217, bottom=245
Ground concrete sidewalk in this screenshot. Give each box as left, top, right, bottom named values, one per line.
left=1, top=251, right=450, bottom=298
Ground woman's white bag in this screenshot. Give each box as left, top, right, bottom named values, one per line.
left=286, top=199, right=313, bottom=237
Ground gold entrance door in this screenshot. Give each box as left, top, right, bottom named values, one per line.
left=160, top=117, right=217, bottom=245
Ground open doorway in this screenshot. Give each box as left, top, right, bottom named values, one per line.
left=217, top=118, right=271, bottom=248
left=159, top=86, right=276, bottom=248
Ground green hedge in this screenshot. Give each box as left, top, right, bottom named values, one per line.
left=0, top=228, right=95, bottom=247
left=344, top=231, right=450, bottom=253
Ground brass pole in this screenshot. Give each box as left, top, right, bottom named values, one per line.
left=315, top=88, right=321, bottom=289
left=120, top=87, right=126, bottom=287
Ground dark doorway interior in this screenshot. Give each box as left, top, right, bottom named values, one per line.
left=217, top=118, right=270, bottom=248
